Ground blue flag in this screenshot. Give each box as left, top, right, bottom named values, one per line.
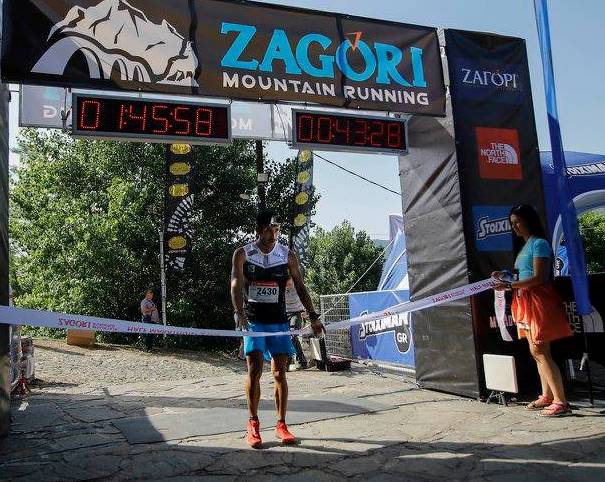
left=534, top=0, right=592, bottom=315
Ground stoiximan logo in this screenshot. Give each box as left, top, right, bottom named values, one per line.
left=472, top=206, right=512, bottom=252
left=32, top=0, right=199, bottom=87
left=358, top=312, right=411, bottom=354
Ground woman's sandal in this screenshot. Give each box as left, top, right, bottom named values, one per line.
left=539, top=402, right=572, bottom=417
left=526, top=395, right=553, bottom=410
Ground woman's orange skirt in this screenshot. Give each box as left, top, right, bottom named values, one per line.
left=511, top=284, right=573, bottom=344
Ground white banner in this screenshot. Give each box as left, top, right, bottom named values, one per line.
left=0, top=278, right=497, bottom=338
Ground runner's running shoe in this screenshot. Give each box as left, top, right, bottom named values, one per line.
left=275, top=421, right=296, bottom=444
left=246, top=418, right=262, bottom=448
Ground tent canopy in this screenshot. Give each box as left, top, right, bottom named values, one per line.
left=540, top=151, right=605, bottom=252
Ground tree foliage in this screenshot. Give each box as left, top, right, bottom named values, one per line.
left=10, top=129, right=307, bottom=347
left=304, top=221, right=384, bottom=305
left=579, top=211, right=605, bottom=274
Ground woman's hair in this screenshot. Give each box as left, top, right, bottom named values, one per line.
left=509, top=204, right=547, bottom=257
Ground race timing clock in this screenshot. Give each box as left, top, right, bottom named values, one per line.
left=72, top=93, right=231, bottom=145
left=291, top=109, right=407, bottom=155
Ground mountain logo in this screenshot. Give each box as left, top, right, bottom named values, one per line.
left=32, top=0, right=199, bottom=87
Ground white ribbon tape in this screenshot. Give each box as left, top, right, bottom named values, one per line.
left=494, top=290, right=513, bottom=342
left=0, top=278, right=496, bottom=338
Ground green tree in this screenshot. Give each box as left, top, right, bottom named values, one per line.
left=304, top=221, right=384, bottom=305
left=579, top=211, right=605, bottom=273
left=10, top=129, right=308, bottom=347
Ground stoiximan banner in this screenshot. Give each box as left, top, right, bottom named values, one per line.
left=1, top=0, right=445, bottom=115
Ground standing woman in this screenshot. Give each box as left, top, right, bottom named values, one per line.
left=493, top=204, right=573, bottom=417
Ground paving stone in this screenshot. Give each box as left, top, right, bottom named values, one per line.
left=249, top=469, right=343, bottom=482
left=67, top=405, right=126, bottom=423
left=330, top=453, right=385, bottom=476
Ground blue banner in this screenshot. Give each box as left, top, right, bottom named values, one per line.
left=348, top=289, right=414, bottom=367
left=534, top=0, right=592, bottom=315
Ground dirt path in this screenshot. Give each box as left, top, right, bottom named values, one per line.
left=30, top=338, right=247, bottom=387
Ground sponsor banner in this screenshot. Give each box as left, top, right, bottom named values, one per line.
left=289, top=150, right=314, bottom=269
left=0, top=278, right=497, bottom=337
left=19, top=84, right=273, bottom=138
left=472, top=205, right=512, bottom=252
left=349, top=289, right=413, bottom=367
left=446, top=29, right=546, bottom=394
left=165, top=144, right=194, bottom=270
left=475, top=127, right=522, bottom=180
left=3, top=0, right=446, bottom=115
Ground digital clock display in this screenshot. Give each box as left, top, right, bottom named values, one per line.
left=292, top=110, right=407, bottom=154
left=72, top=94, right=231, bottom=144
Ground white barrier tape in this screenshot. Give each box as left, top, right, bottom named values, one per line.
left=0, top=278, right=496, bottom=338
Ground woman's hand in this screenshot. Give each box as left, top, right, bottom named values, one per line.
left=491, top=271, right=503, bottom=280
left=494, top=282, right=509, bottom=291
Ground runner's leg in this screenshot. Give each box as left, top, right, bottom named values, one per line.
left=246, top=350, right=264, bottom=418
left=271, top=354, right=289, bottom=421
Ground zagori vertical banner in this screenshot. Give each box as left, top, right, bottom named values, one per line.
left=446, top=30, right=547, bottom=390
left=289, top=150, right=314, bottom=270
left=1, top=0, right=445, bottom=115
left=165, top=144, right=194, bottom=270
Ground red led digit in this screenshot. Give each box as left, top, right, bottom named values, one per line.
left=369, top=121, right=385, bottom=147
left=151, top=104, right=170, bottom=134
left=387, top=122, right=402, bottom=148
left=79, top=100, right=101, bottom=130
left=333, top=117, right=351, bottom=144
left=118, top=104, right=128, bottom=130
left=353, top=119, right=367, bottom=145
left=195, top=108, right=213, bottom=136
left=316, top=116, right=333, bottom=143
left=128, top=104, right=147, bottom=131
left=173, top=106, right=191, bottom=135
left=297, top=114, right=314, bottom=142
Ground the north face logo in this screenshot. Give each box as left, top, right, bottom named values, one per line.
left=475, top=127, right=522, bottom=180
left=32, top=0, right=199, bottom=87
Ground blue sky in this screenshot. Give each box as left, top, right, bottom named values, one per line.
left=8, top=0, right=605, bottom=238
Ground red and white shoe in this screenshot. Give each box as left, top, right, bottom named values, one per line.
left=246, top=418, right=262, bottom=448
left=275, top=421, right=297, bottom=444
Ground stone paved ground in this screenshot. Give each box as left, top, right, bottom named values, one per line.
left=1, top=339, right=605, bottom=481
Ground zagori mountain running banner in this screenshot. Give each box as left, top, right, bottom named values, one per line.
left=1, top=0, right=445, bottom=115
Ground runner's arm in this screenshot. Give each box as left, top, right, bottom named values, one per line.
left=230, top=248, right=246, bottom=315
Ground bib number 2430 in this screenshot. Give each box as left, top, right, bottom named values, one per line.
left=249, top=283, right=279, bottom=303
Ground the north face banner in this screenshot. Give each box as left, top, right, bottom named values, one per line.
left=1, top=0, right=445, bottom=115
left=165, top=144, right=194, bottom=270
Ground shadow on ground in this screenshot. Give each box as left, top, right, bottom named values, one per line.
left=1, top=383, right=605, bottom=482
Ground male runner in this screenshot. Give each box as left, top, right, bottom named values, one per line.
left=231, top=209, right=323, bottom=448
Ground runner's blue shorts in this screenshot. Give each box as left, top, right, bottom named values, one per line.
left=244, top=321, right=296, bottom=361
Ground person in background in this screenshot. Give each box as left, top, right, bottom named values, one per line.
left=493, top=204, right=573, bottom=417
left=140, top=289, right=160, bottom=352
left=285, top=278, right=309, bottom=369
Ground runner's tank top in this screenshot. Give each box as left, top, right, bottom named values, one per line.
left=243, top=241, right=290, bottom=324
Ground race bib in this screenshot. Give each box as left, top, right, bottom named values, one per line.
left=248, top=282, right=279, bottom=303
